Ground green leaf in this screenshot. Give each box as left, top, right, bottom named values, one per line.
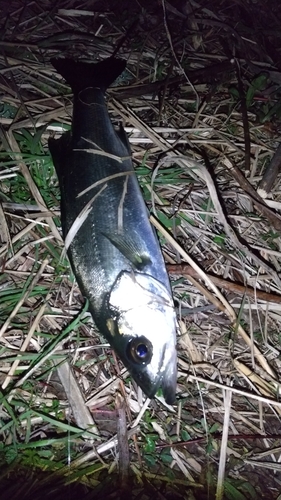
left=238, top=481, right=258, bottom=498
left=144, top=435, right=156, bottom=453
left=209, top=422, right=220, bottom=434
left=246, top=74, right=268, bottom=108
left=246, top=86, right=255, bottom=109
left=229, top=87, right=239, bottom=100
left=261, top=101, right=281, bottom=122
left=3, top=446, right=18, bottom=465
left=224, top=480, right=247, bottom=500
left=144, top=454, right=156, bottom=467
left=181, top=429, right=191, bottom=441
left=213, top=235, right=226, bottom=247
left=251, top=73, right=268, bottom=91
left=160, top=452, right=172, bottom=464
left=206, top=438, right=215, bottom=454
left=156, top=211, right=181, bottom=230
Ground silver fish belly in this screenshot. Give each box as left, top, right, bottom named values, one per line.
left=49, top=57, right=177, bottom=404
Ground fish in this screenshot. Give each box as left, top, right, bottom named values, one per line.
left=48, top=56, right=177, bottom=404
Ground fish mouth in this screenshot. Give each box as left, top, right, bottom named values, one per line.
left=129, top=343, right=177, bottom=405
left=161, top=348, right=177, bottom=405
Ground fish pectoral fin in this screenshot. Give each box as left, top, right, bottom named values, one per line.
left=116, top=124, right=131, bottom=153
left=49, top=131, right=71, bottom=154
left=102, top=231, right=151, bottom=270
left=49, top=132, right=72, bottom=174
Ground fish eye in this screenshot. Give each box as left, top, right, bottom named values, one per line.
left=126, top=336, right=153, bottom=365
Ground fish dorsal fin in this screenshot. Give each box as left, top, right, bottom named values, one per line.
left=102, top=231, right=151, bottom=270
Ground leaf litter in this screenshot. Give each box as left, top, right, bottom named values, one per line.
left=1, top=0, right=281, bottom=498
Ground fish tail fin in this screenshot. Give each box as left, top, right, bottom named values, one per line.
left=50, top=57, right=126, bottom=93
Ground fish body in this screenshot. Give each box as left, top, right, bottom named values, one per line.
left=49, top=57, right=177, bottom=403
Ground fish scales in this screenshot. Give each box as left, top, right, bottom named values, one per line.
left=49, top=56, right=177, bottom=403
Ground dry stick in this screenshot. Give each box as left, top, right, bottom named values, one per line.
left=86, top=369, right=129, bottom=405
left=3, top=54, right=35, bottom=127
left=37, top=30, right=109, bottom=48
left=157, top=434, right=281, bottom=450
left=162, top=0, right=199, bottom=110
left=209, top=393, right=266, bottom=435
left=233, top=358, right=279, bottom=401
left=11, top=332, right=76, bottom=392
left=0, top=41, right=38, bottom=48
left=193, top=16, right=247, bottom=47
left=110, top=98, right=176, bottom=151
left=65, top=174, right=134, bottom=250
left=116, top=394, right=130, bottom=491
left=167, top=264, right=281, bottom=304
left=54, top=360, right=99, bottom=437
left=170, top=447, right=195, bottom=482
left=243, top=460, right=281, bottom=471
left=186, top=374, right=281, bottom=407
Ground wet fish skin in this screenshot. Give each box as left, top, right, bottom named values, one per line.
left=49, top=57, right=177, bottom=404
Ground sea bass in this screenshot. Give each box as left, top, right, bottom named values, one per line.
left=49, top=57, right=177, bottom=404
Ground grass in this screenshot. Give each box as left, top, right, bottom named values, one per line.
left=1, top=0, right=281, bottom=498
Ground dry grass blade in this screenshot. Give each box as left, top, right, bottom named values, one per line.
left=0, top=259, right=49, bottom=340
left=54, top=360, right=99, bottom=437
left=216, top=388, right=232, bottom=500
left=0, top=203, right=9, bottom=244
left=116, top=394, right=130, bottom=490
left=5, top=130, right=62, bottom=242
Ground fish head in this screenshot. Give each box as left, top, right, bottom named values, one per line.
left=106, top=271, right=177, bottom=404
